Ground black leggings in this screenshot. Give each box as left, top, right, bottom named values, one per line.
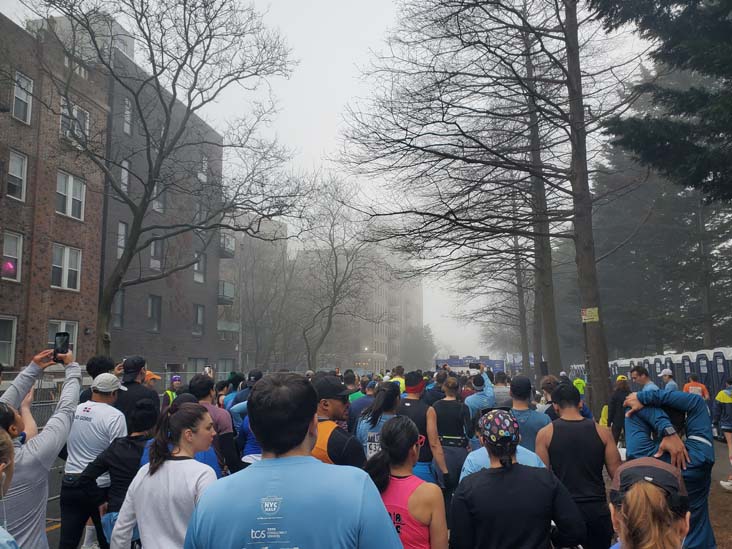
left=59, top=480, right=109, bottom=549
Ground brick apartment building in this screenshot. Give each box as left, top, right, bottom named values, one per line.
left=0, top=12, right=234, bottom=374
left=0, top=13, right=107, bottom=368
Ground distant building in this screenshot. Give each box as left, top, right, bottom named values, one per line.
left=0, top=13, right=108, bottom=367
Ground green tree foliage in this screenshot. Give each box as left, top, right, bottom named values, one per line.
left=590, top=0, right=732, bottom=199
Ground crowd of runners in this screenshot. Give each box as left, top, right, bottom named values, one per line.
left=0, top=351, right=728, bottom=548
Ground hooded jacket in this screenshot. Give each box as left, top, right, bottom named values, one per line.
left=713, top=387, right=732, bottom=429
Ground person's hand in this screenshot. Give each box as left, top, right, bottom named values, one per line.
left=479, top=364, right=485, bottom=373
left=56, top=351, right=74, bottom=366
left=114, top=363, right=124, bottom=377
left=656, top=434, right=690, bottom=470
left=624, top=392, right=644, bottom=416
left=21, top=387, right=35, bottom=409
left=32, top=349, right=56, bottom=369
left=442, top=471, right=457, bottom=491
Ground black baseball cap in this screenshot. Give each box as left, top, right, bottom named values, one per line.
left=313, top=376, right=351, bottom=400
left=247, top=370, right=263, bottom=385
left=510, top=375, right=532, bottom=400
left=609, top=457, right=689, bottom=516
left=122, top=356, right=146, bottom=383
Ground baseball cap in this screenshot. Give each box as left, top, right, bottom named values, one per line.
left=479, top=410, right=520, bottom=449
left=616, top=374, right=628, bottom=381
left=305, top=370, right=315, bottom=378
left=92, top=372, right=127, bottom=393
left=609, top=457, right=689, bottom=516
left=510, top=375, right=532, bottom=400
left=122, top=356, right=146, bottom=383
left=559, top=371, right=568, bottom=377
left=659, top=368, right=674, bottom=378
left=366, top=380, right=377, bottom=390
left=405, top=371, right=425, bottom=393
left=145, top=371, right=161, bottom=382
left=312, top=375, right=351, bottom=400
left=247, top=370, right=263, bottom=385
left=171, top=375, right=182, bottom=383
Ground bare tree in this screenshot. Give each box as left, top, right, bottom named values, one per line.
left=15, top=0, right=307, bottom=353
left=344, top=0, right=643, bottom=411
left=290, top=179, right=382, bottom=371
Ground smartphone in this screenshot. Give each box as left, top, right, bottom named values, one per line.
left=53, top=332, right=70, bottom=363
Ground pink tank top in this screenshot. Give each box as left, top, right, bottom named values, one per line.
left=381, top=475, right=431, bottom=549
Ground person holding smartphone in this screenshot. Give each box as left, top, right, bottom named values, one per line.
left=0, top=348, right=81, bottom=549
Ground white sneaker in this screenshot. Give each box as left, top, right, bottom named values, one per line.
left=720, top=480, right=732, bottom=492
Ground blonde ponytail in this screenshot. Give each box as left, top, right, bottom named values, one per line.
left=618, top=481, right=684, bottom=549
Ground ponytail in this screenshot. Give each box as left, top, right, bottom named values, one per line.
left=618, top=481, right=685, bottom=549
left=149, top=401, right=207, bottom=475
left=362, top=382, right=401, bottom=427
left=364, top=416, right=419, bottom=493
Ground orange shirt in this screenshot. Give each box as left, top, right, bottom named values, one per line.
left=683, top=381, right=710, bottom=400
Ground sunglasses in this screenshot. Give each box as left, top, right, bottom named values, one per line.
left=417, top=434, right=426, bottom=447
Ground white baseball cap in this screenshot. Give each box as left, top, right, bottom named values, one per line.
left=92, top=372, right=127, bottom=393
left=659, top=368, right=674, bottom=377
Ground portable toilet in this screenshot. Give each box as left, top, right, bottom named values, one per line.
left=680, top=353, right=695, bottom=383
left=712, top=348, right=732, bottom=396
left=695, top=350, right=715, bottom=395
left=616, top=359, right=631, bottom=380
left=610, top=361, right=618, bottom=379
left=653, top=355, right=666, bottom=387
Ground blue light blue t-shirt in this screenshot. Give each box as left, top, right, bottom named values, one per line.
left=460, top=445, right=545, bottom=482
left=642, top=382, right=660, bottom=392
left=355, top=413, right=396, bottom=458
left=511, top=408, right=551, bottom=453
left=465, top=391, right=495, bottom=419
left=664, top=380, right=679, bottom=392
left=184, top=456, right=402, bottom=549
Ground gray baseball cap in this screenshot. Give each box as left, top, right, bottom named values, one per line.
left=92, top=372, right=127, bottom=393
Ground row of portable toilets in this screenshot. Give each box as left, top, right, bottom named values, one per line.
left=569, top=347, right=732, bottom=397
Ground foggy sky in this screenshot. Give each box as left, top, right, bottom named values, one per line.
left=3, top=0, right=487, bottom=357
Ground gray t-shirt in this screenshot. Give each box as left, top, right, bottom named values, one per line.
left=494, top=385, right=512, bottom=408
left=2, top=362, right=82, bottom=549
left=65, top=401, right=127, bottom=486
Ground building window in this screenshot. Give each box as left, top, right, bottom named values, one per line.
left=12, top=72, right=32, bottom=124
left=56, top=171, right=85, bottom=220
left=198, top=155, right=208, bottom=183
left=152, top=182, right=165, bottom=213
left=0, top=316, right=17, bottom=366
left=187, top=357, right=207, bottom=371
left=193, top=253, right=206, bottom=283
left=51, top=244, right=81, bottom=291
left=2, top=232, right=22, bottom=282
left=147, top=295, right=162, bottom=332
left=193, top=304, right=205, bottom=335
left=120, top=160, right=129, bottom=193
left=60, top=98, right=90, bottom=146
left=117, top=222, right=128, bottom=259
left=7, top=150, right=27, bottom=201
left=217, top=358, right=235, bottom=371
left=64, top=55, right=88, bottom=79
left=150, top=237, right=163, bottom=270
left=47, top=320, right=78, bottom=351
left=123, top=98, right=132, bottom=135
left=111, top=290, right=124, bottom=328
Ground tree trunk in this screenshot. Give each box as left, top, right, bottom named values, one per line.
left=513, top=236, right=531, bottom=372
left=564, top=0, right=610, bottom=416
left=522, top=25, right=563, bottom=375
left=697, top=198, right=714, bottom=347
left=532, top=269, right=543, bottom=386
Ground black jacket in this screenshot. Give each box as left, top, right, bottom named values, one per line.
left=115, top=382, right=161, bottom=423
left=608, top=388, right=630, bottom=429
left=78, top=435, right=150, bottom=512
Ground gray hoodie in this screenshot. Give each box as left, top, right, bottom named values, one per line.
left=1, top=361, right=81, bottom=549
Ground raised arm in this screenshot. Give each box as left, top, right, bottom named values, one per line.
left=24, top=355, right=82, bottom=470
left=0, top=350, right=55, bottom=408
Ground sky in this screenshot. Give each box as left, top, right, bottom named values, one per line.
left=2, top=0, right=486, bottom=357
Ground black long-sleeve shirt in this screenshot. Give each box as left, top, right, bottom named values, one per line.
left=78, top=434, right=150, bottom=512
left=450, top=464, right=586, bottom=549
left=608, top=388, right=630, bottom=430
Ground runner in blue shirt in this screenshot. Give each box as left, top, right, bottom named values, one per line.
left=355, top=382, right=401, bottom=459
left=184, top=373, right=401, bottom=549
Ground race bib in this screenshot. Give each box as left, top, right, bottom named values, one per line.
left=366, top=431, right=381, bottom=459
left=689, top=386, right=703, bottom=396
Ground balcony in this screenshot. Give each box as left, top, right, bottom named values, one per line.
left=219, top=233, right=235, bottom=258
left=218, top=280, right=235, bottom=305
